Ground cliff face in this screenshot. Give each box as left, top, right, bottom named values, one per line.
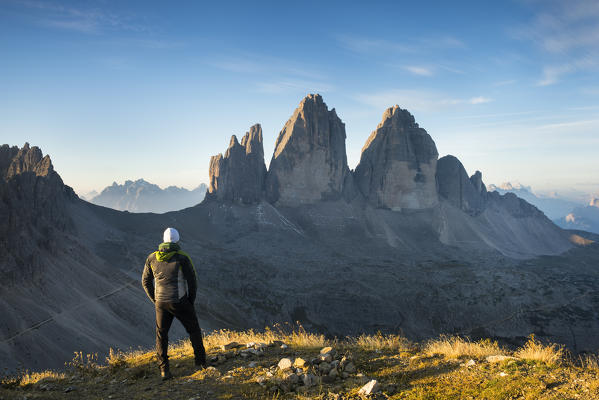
left=353, top=106, right=439, bottom=210
left=436, top=155, right=487, bottom=215
left=208, top=124, right=266, bottom=204
left=0, top=143, right=76, bottom=284
left=266, top=94, right=350, bottom=206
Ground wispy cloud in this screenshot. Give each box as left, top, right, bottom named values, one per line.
left=354, top=90, right=492, bottom=112
left=515, top=0, right=599, bottom=85
left=10, top=0, right=146, bottom=34
left=403, top=65, right=434, bottom=76
left=469, top=96, right=493, bottom=104
left=336, top=34, right=465, bottom=56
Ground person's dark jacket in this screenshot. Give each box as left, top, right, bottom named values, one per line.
left=142, top=242, right=197, bottom=303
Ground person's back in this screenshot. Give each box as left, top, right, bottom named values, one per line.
left=142, top=227, right=206, bottom=380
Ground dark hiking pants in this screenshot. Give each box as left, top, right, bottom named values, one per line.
left=155, top=297, right=206, bottom=369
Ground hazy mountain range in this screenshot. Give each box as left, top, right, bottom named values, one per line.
left=487, top=182, right=584, bottom=220
left=88, top=179, right=207, bottom=213
left=554, top=198, right=599, bottom=234
left=2, top=95, right=598, bottom=373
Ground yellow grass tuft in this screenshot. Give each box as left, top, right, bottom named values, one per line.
left=201, top=323, right=327, bottom=350
left=424, top=336, right=504, bottom=359
left=580, top=353, right=599, bottom=370
left=352, top=332, right=413, bottom=352
left=515, top=335, right=564, bottom=365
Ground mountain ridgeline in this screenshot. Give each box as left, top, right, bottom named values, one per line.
left=206, top=94, right=570, bottom=258
left=1, top=94, right=598, bottom=373
left=91, top=179, right=207, bottom=213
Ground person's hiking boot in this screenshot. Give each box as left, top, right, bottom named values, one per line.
left=160, top=367, right=173, bottom=381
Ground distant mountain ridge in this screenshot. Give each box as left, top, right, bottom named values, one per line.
left=91, top=179, right=207, bottom=213
left=555, top=197, right=599, bottom=234
left=487, top=182, right=581, bottom=220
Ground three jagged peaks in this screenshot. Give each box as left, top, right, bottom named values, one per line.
left=207, top=94, right=453, bottom=211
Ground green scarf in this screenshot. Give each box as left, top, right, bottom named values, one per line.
left=156, top=242, right=181, bottom=262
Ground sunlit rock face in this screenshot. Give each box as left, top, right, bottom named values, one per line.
left=354, top=106, right=439, bottom=210
left=208, top=124, right=267, bottom=204
left=436, top=155, right=488, bottom=215
left=266, top=94, right=351, bottom=206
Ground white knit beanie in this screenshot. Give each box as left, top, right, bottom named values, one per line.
left=163, top=227, right=180, bottom=243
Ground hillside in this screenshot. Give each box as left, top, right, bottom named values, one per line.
left=487, top=183, right=582, bottom=220
left=3, top=327, right=599, bottom=399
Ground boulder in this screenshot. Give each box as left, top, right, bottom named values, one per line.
left=354, top=106, right=439, bottom=210
left=207, top=124, right=266, bottom=204
left=266, top=94, right=351, bottom=206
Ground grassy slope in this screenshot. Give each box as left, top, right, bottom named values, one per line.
left=2, top=328, right=599, bottom=400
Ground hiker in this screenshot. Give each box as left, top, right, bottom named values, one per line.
left=142, top=227, right=206, bottom=380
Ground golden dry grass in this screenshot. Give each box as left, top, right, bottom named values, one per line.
left=424, top=336, right=504, bottom=359
left=352, top=332, right=413, bottom=352
left=201, top=324, right=327, bottom=350
left=580, top=353, right=599, bottom=370
left=515, top=335, right=564, bottom=365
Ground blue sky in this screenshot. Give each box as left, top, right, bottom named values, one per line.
left=1, top=0, right=598, bottom=200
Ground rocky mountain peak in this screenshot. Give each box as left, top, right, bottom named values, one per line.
left=1, top=143, right=55, bottom=180
left=436, top=155, right=487, bottom=215
left=354, top=106, right=439, bottom=210
left=208, top=124, right=267, bottom=204
left=590, top=197, right=599, bottom=208
left=266, top=94, right=350, bottom=206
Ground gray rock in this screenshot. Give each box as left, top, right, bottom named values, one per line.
left=319, top=361, right=331, bottom=374
left=436, top=155, right=487, bottom=215
left=302, top=373, right=317, bottom=387
left=278, top=358, right=293, bottom=370
left=207, top=124, right=266, bottom=204
left=358, top=379, right=379, bottom=395
left=266, top=94, right=351, bottom=206
left=354, top=106, right=439, bottom=210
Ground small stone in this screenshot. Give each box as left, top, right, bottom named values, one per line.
left=344, top=362, right=356, bottom=373
left=221, top=342, right=242, bottom=351
left=319, top=353, right=333, bottom=363
left=486, top=355, right=515, bottom=363
left=498, top=372, right=508, bottom=377
left=280, top=344, right=288, bottom=349
left=465, top=359, right=476, bottom=367
left=64, top=386, right=76, bottom=393
left=302, top=373, right=317, bottom=387
left=249, top=361, right=258, bottom=368
left=329, top=368, right=338, bottom=378
left=319, top=361, right=331, bottom=374
left=320, top=346, right=334, bottom=355
left=341, top=372, right=349, bottom=378
left=283, top=372, right=299, bottom=385
left=293, top=357, right=307, bottom=368
left=256, top=376, right=267, bottom=386
left=358, top=380, right=380, bottom=395
left=278, top=358, right=293, bottom=370
left=356, top=373, right=369, bottom=384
